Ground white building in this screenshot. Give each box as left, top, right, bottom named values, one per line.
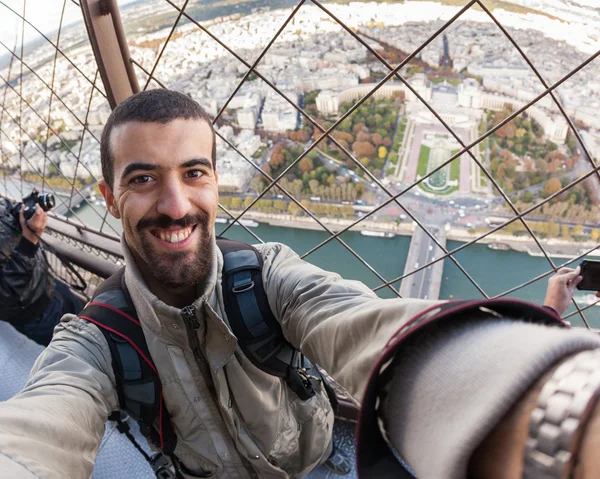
left=315, top=75, right=433, bottom=115
left=237, top=108, right=257, bottom=129
left=261, top=91, right=299, bottom=132
left=458, top=79, right=482, bottom=109
left=316, top=90, right=339, bottom=115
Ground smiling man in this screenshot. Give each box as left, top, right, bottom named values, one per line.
left=1, top=89, right=600, bottom=479
left=100, top=112, right=218, bottom=307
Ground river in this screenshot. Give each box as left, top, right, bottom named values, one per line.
left=65, top=201, right=600, bottom=328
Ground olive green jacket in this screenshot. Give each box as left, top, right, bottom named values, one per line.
left=0, top=237, right=435, bottom=478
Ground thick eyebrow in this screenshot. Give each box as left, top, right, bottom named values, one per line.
left=181, top=158, right=213, bottom=170
left=120, top=158, right=213, bottom=182
left=120, top=162, right=158, bottom=182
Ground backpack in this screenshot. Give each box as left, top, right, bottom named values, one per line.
left=78, top=238, right=337, bottom=478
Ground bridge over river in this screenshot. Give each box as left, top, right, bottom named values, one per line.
left=399, top=223, right=446, bottom=300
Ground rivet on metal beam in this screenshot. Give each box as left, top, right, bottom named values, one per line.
left=99, top=0, right=110, bottom=16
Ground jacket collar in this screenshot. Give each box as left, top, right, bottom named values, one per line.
left=119, top=234, right=229, bottom=346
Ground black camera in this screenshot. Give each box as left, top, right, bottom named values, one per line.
left=11, top=189, right=55, bottom=221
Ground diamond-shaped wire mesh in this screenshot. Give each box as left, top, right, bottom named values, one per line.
left=2, top=0, right=600, bottom=326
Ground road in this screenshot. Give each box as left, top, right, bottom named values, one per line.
left=400, top=223, right=446, bottom=300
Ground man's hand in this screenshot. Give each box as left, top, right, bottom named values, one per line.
left=469, top=352, right=600, bottom=479
left=543, top=266, right=582, bottom=316
left=19, top=205, right=47, bottom=245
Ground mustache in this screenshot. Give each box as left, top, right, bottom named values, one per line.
left=137, top=212, right=209, bottom=231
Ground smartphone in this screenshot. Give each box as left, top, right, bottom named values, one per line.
left=577, top=260, right=600, bottom=291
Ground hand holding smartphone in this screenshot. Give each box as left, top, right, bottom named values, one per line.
left=577, top=260, right=600, bottom=291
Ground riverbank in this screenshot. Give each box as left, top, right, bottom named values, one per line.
left=218, top=210, right=599, bottom=260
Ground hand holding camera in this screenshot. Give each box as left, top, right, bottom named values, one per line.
left=10, top=189, right=55, bottom=245
left=19, top=205, right=47, bottom=245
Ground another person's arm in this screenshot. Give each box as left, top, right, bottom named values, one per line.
left=543, top=266, right=582, bottom=316
left=0, top=315, right=119, bottom=477
left=0, top=206, right=50, bottom=309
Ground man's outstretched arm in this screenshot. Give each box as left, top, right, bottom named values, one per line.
left=0, top=315, right=118, bottom=478
left=260, top=242, right=600, bottom=477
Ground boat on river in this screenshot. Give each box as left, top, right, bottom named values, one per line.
left=488, top=242, right=511, bottom=251
left=360, top=230, right=395, bottom=238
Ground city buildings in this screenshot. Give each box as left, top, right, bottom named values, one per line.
left=1, top=1, right=599, bottom=192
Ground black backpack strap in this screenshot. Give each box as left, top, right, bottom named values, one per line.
left=217, top=237, right=337, bottom=407
left=78, top=268, right=177, bottom=456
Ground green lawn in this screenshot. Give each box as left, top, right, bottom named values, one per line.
left=450, top=149, right=460, bottom=182
left=417, top=146, right=458, bottom=195
left=391, top=117, right=408, bottom=158
left=417, top=145, right=430, bottom=177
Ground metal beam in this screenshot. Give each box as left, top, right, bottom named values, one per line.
left=80, top=0, right=139, bottom=109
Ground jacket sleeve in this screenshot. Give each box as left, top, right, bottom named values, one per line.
left=0, top=236, right=47, bottom=310
left=0, top=314, right=119, bottom=478
left=258, top=242, right=440, bottom=401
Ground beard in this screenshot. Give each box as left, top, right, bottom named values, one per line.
left=135, top=212, right=213, bottom=291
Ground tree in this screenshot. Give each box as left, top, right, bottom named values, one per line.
left=250, top=176, right=265, bottom=193
left=548, top=222, right=559, bottom=237
left=561, top=224, right=571, bottom=239
left=273, top=199, right=286, bottom=212
left=308, top=179, right=320, bottom=194
left=299, top=157, right=314, bottom=174
left=243, top=196, right=254, bottom=208
left=378, top=146, right=388, bottom=159
left=339, top=118, right=353, bottom=132
left=572, top=224, right=584, bottom=237
left=352, top=141, right=375, bottom=158
left=341, top=205, right=354, bottom=217
left=544, top=177, right=562, bottom=196
left=288, top=202, right=301, bottom=216
left=515, top=128, right=527, bottom=139
left=371, top=133, right=383, bottom=146
left=353, top=123, right=367, bottom=135
left=520, top=190, right=534, bottom=203
left=591, top=229, right=600, bottom=241
left=231, top=197, right=243, bottom=209
left=357, top=131, right=371, bottom=142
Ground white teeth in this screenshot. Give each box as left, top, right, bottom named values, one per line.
left=156, top=227, right=192, bottom=243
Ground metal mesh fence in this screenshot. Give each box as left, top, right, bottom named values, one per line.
left=1, top=0, right=600, bottom=327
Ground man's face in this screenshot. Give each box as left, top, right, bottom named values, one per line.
left=99, top=118, right=218, bottom=291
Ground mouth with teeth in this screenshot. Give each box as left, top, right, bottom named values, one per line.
left=150, top=225, right=196, bottom=246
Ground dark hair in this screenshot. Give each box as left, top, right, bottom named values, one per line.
left=100, top=89, right=216, bottom=189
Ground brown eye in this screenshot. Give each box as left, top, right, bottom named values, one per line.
left=130, top=175, right=153, bottom=185
left=185, top=170, right=204, bottom=179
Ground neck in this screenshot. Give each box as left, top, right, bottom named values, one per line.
left=145, top=277, right=197, bottom=308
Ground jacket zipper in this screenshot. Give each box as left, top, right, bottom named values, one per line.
left=181, top=304, right=257, bottom=477
left=181, top=304, right=215, bottom=395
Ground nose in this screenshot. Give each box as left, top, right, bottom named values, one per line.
left=156, top=176, right=192, bottom=220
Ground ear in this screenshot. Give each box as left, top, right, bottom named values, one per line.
left=98, top=179, right=121, bottom=219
